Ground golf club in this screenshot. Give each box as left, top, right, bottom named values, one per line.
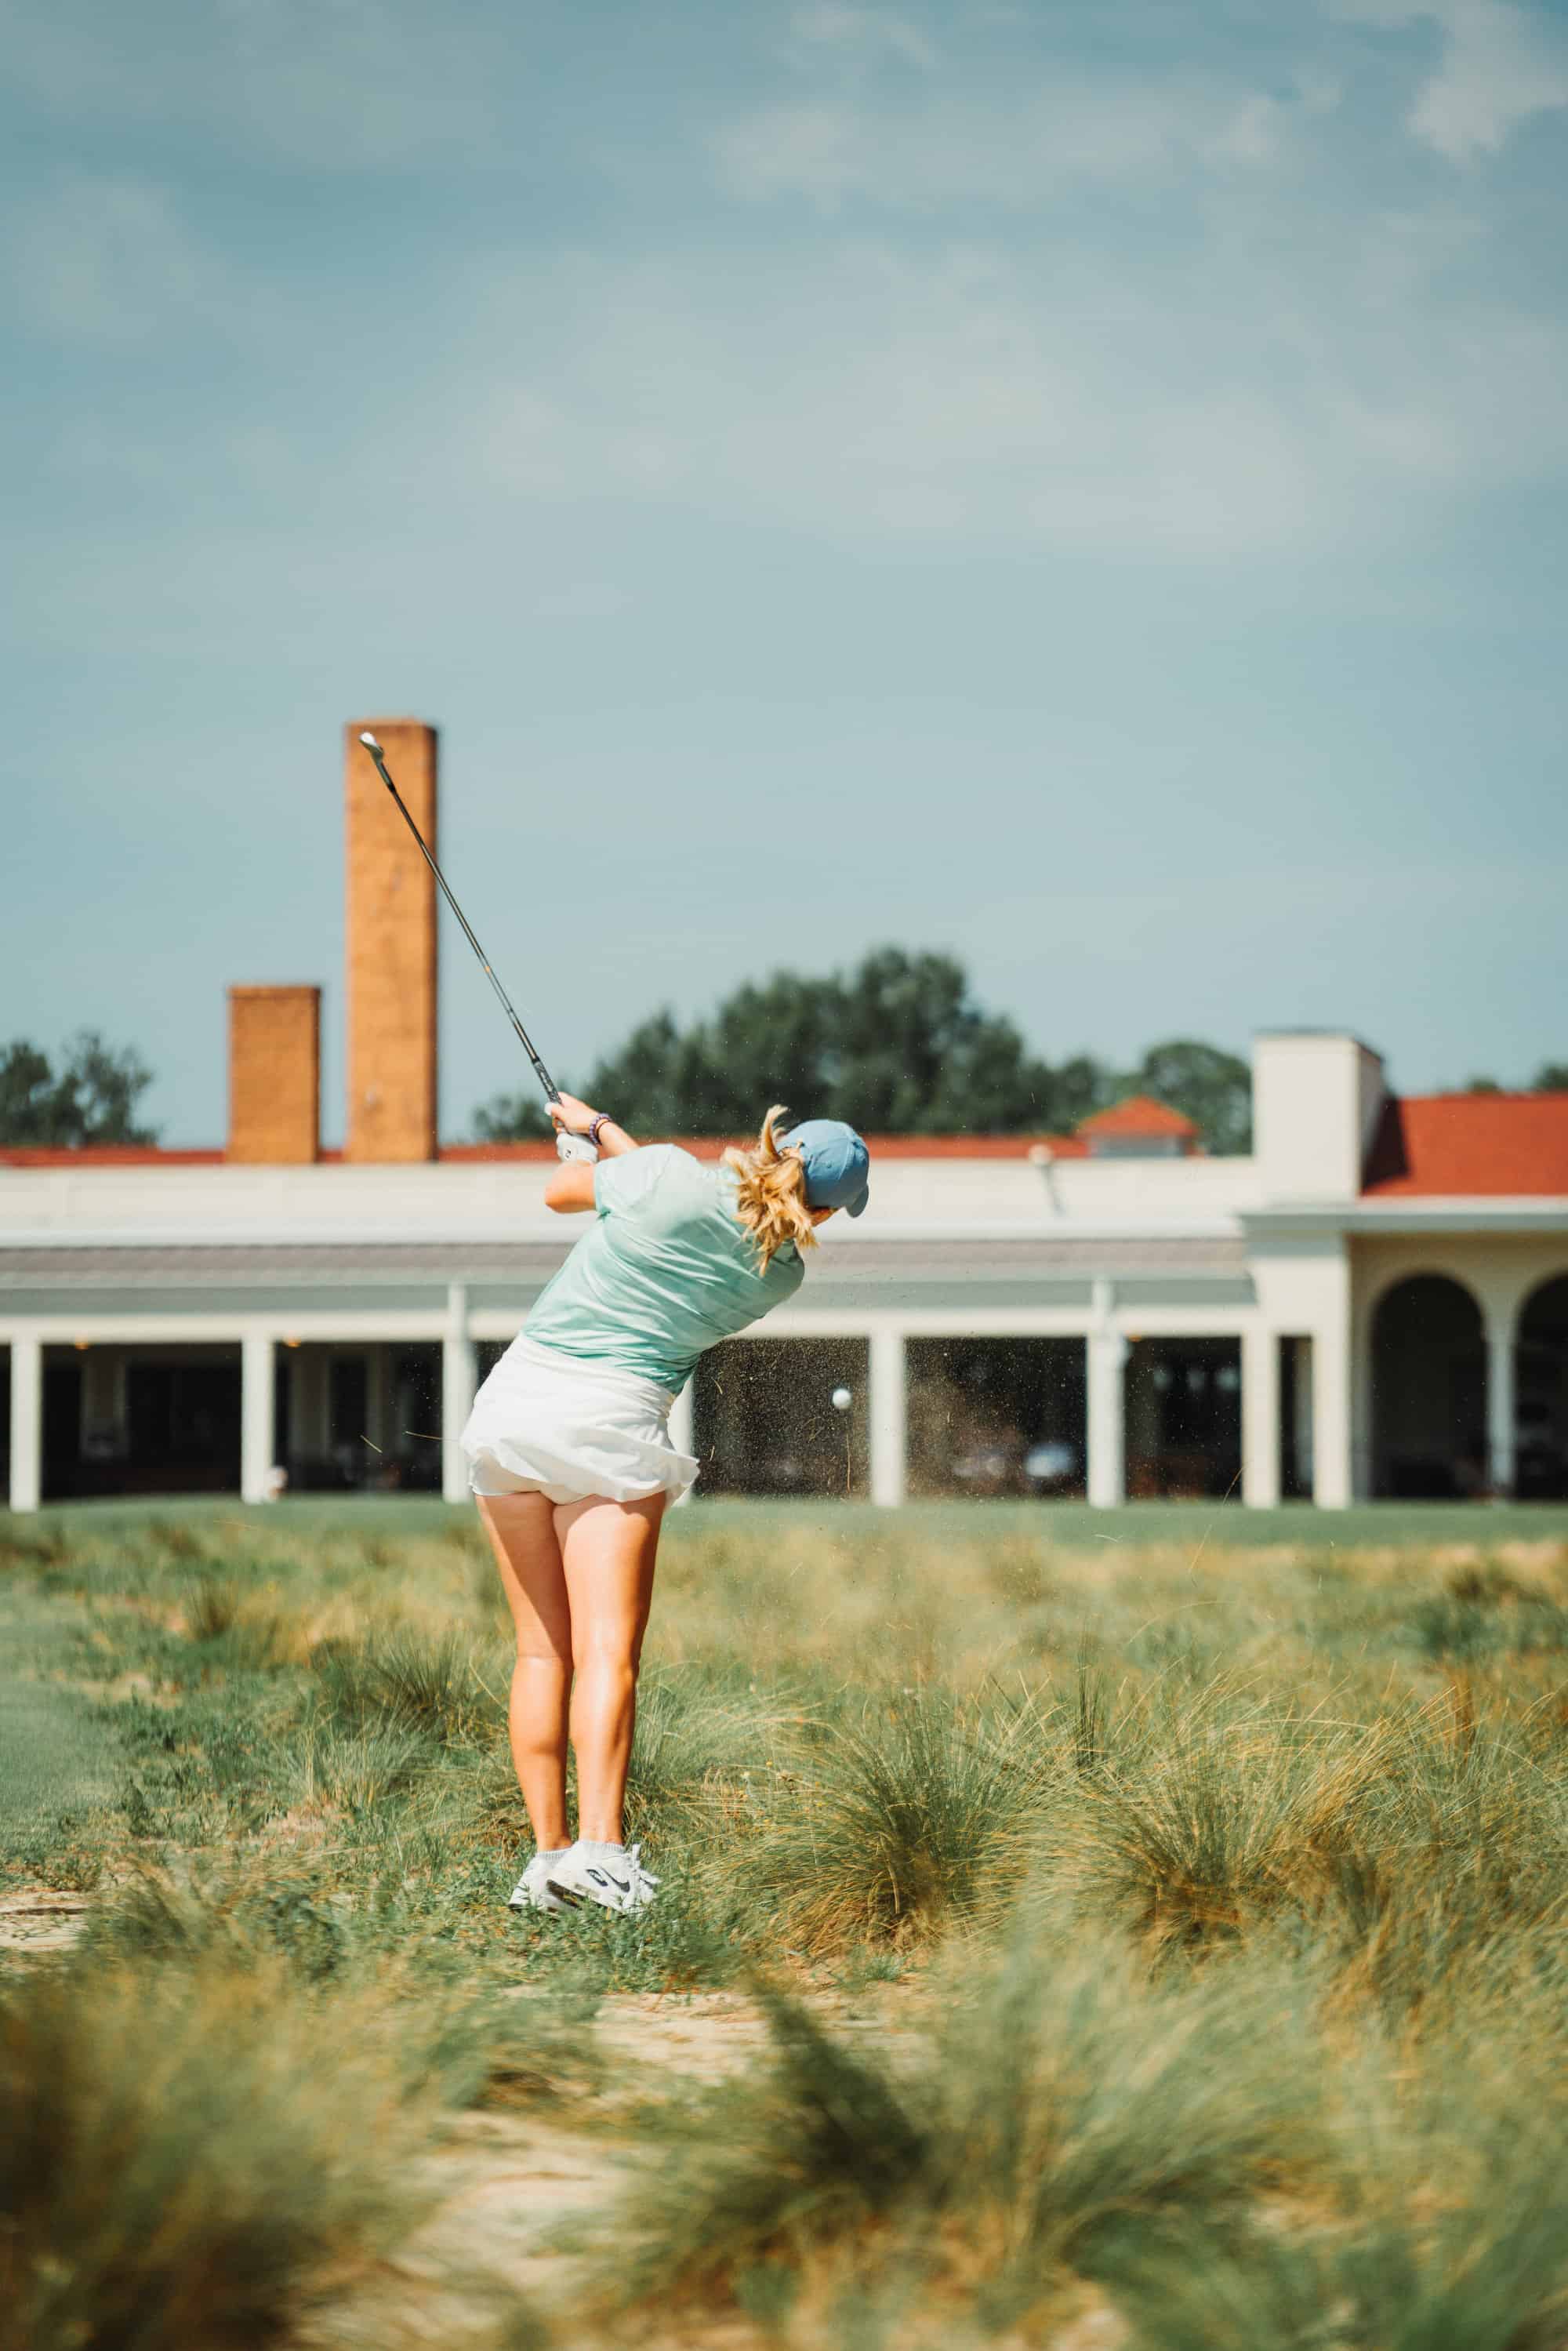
left=358, top=732, right=594, bottom=1164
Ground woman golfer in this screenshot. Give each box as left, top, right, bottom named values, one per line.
left=463, top=1096, right=871, bottom=1917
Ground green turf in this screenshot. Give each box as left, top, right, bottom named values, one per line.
left=9, top=1492, right=1568, bottom=1550
left=0, top=1586, right=123, bottom=1859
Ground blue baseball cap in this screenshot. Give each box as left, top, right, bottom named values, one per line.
left=779, top=1117, right=870, bottom=1218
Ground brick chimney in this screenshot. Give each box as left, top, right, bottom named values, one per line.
left=344, top=720, right=438, bottom=1162
left=227, top=986, right=321, bottom=1163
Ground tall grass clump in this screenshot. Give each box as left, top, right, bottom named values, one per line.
left=1113, top=2019, right=1568, bottom=2351
left=1051, top=1683, right=1392, bottom=1952
left=615, top=1988, right=935, bottom=2304
left=927, top=1935, right=1319, bottom=2305
left=622, top=1663, right=787, bottom=1843
left=181, top=1571, right=247, bottom=1642
left=313, top=1625, right=499, bottom=1745
left=1292, top=1691, right=1568, bottom=2018
left=612, top=1928, right=1317, bottom=2325
left=85, top=1861, right=606, bottom=2110
left=0, top=1954, right=438, bottom=2351
left=748, top=1685, right=1054, bottom=1953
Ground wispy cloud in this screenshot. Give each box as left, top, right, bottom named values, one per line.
left=16, top=5, right=1568, bottom=567
left=8, top=177, right=215, bottom=343
left=789, top=3, right=938, bottom=72
left=464, top=216, right=1568, bottom=557
left=713, top=74, right=1295, bottom=209
left=1, top=0, right=511, bottom=171
left=1333, top=0, right=1568, bottom=158
left=4, top=2, right=1566, bottom=1131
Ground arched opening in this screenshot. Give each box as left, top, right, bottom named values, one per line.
left=1370, top=1274, right=1486, bottom=1499
left=1517, top=1274, right=1568, bottom=1500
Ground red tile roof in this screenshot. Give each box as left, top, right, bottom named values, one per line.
left=1363, top=1093, right=1568, bottom=1197
left=443, top=1133, right=1071, bottom=1162
left=1076, top=1094, right=1198, bottom=1139
left=0, top=1135, right=1068, bottom=1168
left=0, top=1146, right=228, bottom=1168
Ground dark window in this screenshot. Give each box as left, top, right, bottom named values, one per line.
left=1124, top=1338, right=1243, bottom=1499
left=330, top=1357, right=368, bottom=1451
left=123, top=1358, right=241, bottom=1495
left=694, top=1339, right=869, bottom=1499
left=906, top=1338, right=1087, bottom=1499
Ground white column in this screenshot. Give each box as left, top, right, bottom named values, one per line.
left=1241, top=1326, right=1281, bottom=1509
left=1087, top=1284, right=1125, bottom=1508
left=442, top=1284, right=477, bottom=1506
left=8, top=1332, right=42, bottom=1514
left=1486, top=1314, right=1516, bottom=1499
left=241, top=1331, right=275, bottom=1505
left=669, top=1380, right=695, bottom=1505
left=869, top=1328, right=907, bottom=1509
left=1312, top=1314, right=1352, bottom=1510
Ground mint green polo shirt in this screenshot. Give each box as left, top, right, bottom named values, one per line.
left=522, top=1145, right=806, bottom=1391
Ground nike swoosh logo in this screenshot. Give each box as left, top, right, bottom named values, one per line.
left=589, top=1868, right=630, bottom=1893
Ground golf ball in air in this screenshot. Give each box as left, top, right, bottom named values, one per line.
left=831, top=1386, right=852, bottom=1412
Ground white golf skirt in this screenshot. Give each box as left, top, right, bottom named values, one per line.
left=461, top=1335, right=699, bottom=1507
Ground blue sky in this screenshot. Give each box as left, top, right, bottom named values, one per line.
left=5, top=0, right=1567, bottom=1143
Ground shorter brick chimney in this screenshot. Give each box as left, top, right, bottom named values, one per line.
left=227, top=985, right=321, bottom=1164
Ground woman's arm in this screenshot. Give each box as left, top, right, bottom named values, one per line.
left=543, top=1095, right=637, bottom=1213
left=543, top=1161, right=597, bottom=1212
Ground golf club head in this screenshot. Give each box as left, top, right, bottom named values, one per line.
left=358, top=731, right=383, bottom=754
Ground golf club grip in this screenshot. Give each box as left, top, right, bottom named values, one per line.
left=555, top=1132, right=598, bottom=1165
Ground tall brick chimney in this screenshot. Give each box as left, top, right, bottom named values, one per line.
left=345, top=720, right=438, bottom=1162
left=227, top=986, right=321, bottom=1163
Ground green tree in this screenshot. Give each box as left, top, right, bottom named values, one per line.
left=0, top=1033, right=159, bottom=1146
left=1127, top=1038, right=1254, bottom=1154
left=1532, top=1063, right=1568, bottom=1092
left=1045, top=1052, right=1118, bottom=1132
left=468, top=950, right=1249, bottom=1146
left=471, top=1090, right=554, bottom=1141
left=473, top=948, right=1071, bottom=1138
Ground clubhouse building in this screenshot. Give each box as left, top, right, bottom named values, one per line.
left=5, top=725, right=1567, bottom=1514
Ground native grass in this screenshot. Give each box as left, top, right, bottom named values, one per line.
left=5, top=1498, right=1568, bottom=2348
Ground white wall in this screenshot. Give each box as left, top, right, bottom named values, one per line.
left=1252, top=1034, right=1385, bottom=1205
left=0, top=1148, right=1259, bottom=1245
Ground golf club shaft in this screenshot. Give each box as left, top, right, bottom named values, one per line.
left=359, top=736, right=571, bottom=1121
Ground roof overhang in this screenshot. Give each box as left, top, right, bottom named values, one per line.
left=0, top=1215, right=1249, bottom=1252
left=1245, top=1199, right=1568, bottom=1239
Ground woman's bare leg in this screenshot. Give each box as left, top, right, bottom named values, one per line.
left=476, top=1493, right=574, bottom=1850
left=554, top=1493, right=665, bottom=1844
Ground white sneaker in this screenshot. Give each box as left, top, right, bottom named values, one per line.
left=507, top=1852, right=567, bottom=1914
left=546, top=1841, right=660, bottom=1915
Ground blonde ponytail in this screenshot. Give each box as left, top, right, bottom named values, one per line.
left=724, top=1104, right=819, bottom=1270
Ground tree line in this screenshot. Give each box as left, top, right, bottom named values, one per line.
left=0, top=1034, right=158, bottom=1146
left=474, top=947, right=1258, bottom=1148
left=5, top=958, right=1565, bottom=1151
